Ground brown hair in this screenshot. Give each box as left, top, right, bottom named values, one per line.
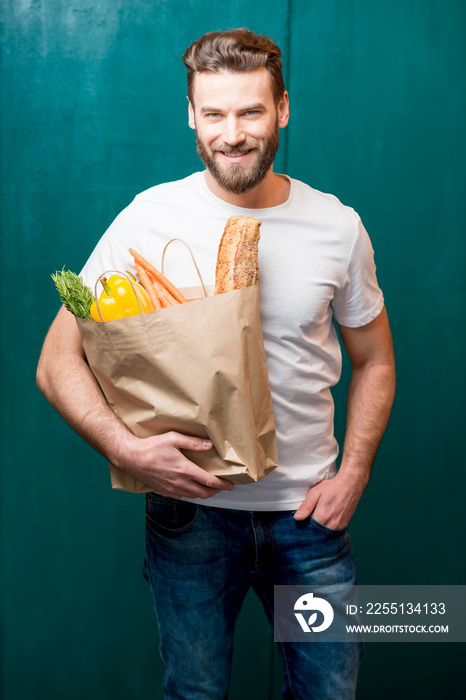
left=182, top=28, right=285, bottom=106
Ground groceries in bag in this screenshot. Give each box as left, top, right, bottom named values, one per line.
left=51, top=215, right=277, bottom=489
left=52, top=215, right=261, bottom=320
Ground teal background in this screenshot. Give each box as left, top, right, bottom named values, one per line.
left=1, top=1, right=465, bottom=698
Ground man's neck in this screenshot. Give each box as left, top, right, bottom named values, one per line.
left=204, top=168, right=290, bottom=209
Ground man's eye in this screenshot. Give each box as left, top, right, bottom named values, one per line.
left=244, top=110, right=260, bottom=116
left=206, top=113, right=221, bottom=119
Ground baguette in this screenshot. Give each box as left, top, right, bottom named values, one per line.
left=215, top=215, right=261, bottom=294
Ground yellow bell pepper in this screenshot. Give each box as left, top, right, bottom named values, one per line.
left=90, top=274, right=153, bottom=322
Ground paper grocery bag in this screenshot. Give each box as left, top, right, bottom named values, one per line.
left=76, top=284, right=278, bottom=492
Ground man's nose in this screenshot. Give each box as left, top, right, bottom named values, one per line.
left=222, top=117, right=245, bottom=146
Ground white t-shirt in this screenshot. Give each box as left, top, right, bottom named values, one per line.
left=80, top=171, right=384, bottom=510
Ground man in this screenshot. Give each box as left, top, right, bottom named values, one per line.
left=37, top=28, right=395, bottom=700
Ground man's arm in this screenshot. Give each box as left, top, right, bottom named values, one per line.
left=294, top=306, right=395, bottom=525
left=36, top=306, right=234, bottom=499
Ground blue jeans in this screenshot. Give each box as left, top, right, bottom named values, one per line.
left=143, top=493, right=363, bottom=700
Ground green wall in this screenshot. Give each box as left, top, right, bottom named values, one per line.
left=1, top=1, right=465, bottom=698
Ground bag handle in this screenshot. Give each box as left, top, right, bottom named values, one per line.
left=93, top=270, right=144, bottom=322
left=161, top=239, right=208, bottom=299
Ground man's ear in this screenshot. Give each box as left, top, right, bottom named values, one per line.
left=277, top=91, right=290, bottom=129
left=188, top=99, right=196, bottom=130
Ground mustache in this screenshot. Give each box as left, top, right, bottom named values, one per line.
left=211, top=141, right=258, bottom=155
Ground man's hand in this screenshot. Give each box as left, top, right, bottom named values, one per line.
left=114, top=430, right=234, bottom=500
left=293, top=471, right=365, bottom=528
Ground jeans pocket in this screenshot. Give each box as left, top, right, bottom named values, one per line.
left=145, top=493, right=200, bottom=535
left=309, top=516, right=348, bottom=535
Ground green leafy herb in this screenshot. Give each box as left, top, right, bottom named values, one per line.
left=51, top=267, right=95, bottom=320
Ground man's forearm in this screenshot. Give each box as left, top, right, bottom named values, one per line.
left=36, top=313, right=134, bottom=465
left=338, top=360, right=396, bottom=488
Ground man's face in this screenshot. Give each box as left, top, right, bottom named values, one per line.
left=188, top=68, right=289, bottom=195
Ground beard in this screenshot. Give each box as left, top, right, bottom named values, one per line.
left=195, top=120, right=280, bottom=195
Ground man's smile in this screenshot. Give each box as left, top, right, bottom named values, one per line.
left=217, top=149, right=254, bottom=163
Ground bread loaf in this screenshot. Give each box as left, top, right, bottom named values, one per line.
left=215, top=215, right=261, bottom=294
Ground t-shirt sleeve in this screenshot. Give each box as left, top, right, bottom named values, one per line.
left=79, top=200, right=144, bottom=290
left=330, top=217, right=384, bottom=327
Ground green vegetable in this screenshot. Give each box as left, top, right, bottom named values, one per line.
left=51, top=267, right=95, bottom=320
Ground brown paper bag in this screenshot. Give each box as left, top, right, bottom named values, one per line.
left=76, top=284, right=278, bottom=492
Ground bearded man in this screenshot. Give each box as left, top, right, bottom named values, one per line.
left=37, top=28, right=395, bottom=700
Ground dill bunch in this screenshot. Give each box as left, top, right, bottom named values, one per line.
left=51, top=267, right=95, bottom=320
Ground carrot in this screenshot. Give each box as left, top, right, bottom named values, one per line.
left=135, top=262, right=162, bottom=311
left=129, top=248, right=187, bottom=304
left=148, top=272, right=179, bottom=308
